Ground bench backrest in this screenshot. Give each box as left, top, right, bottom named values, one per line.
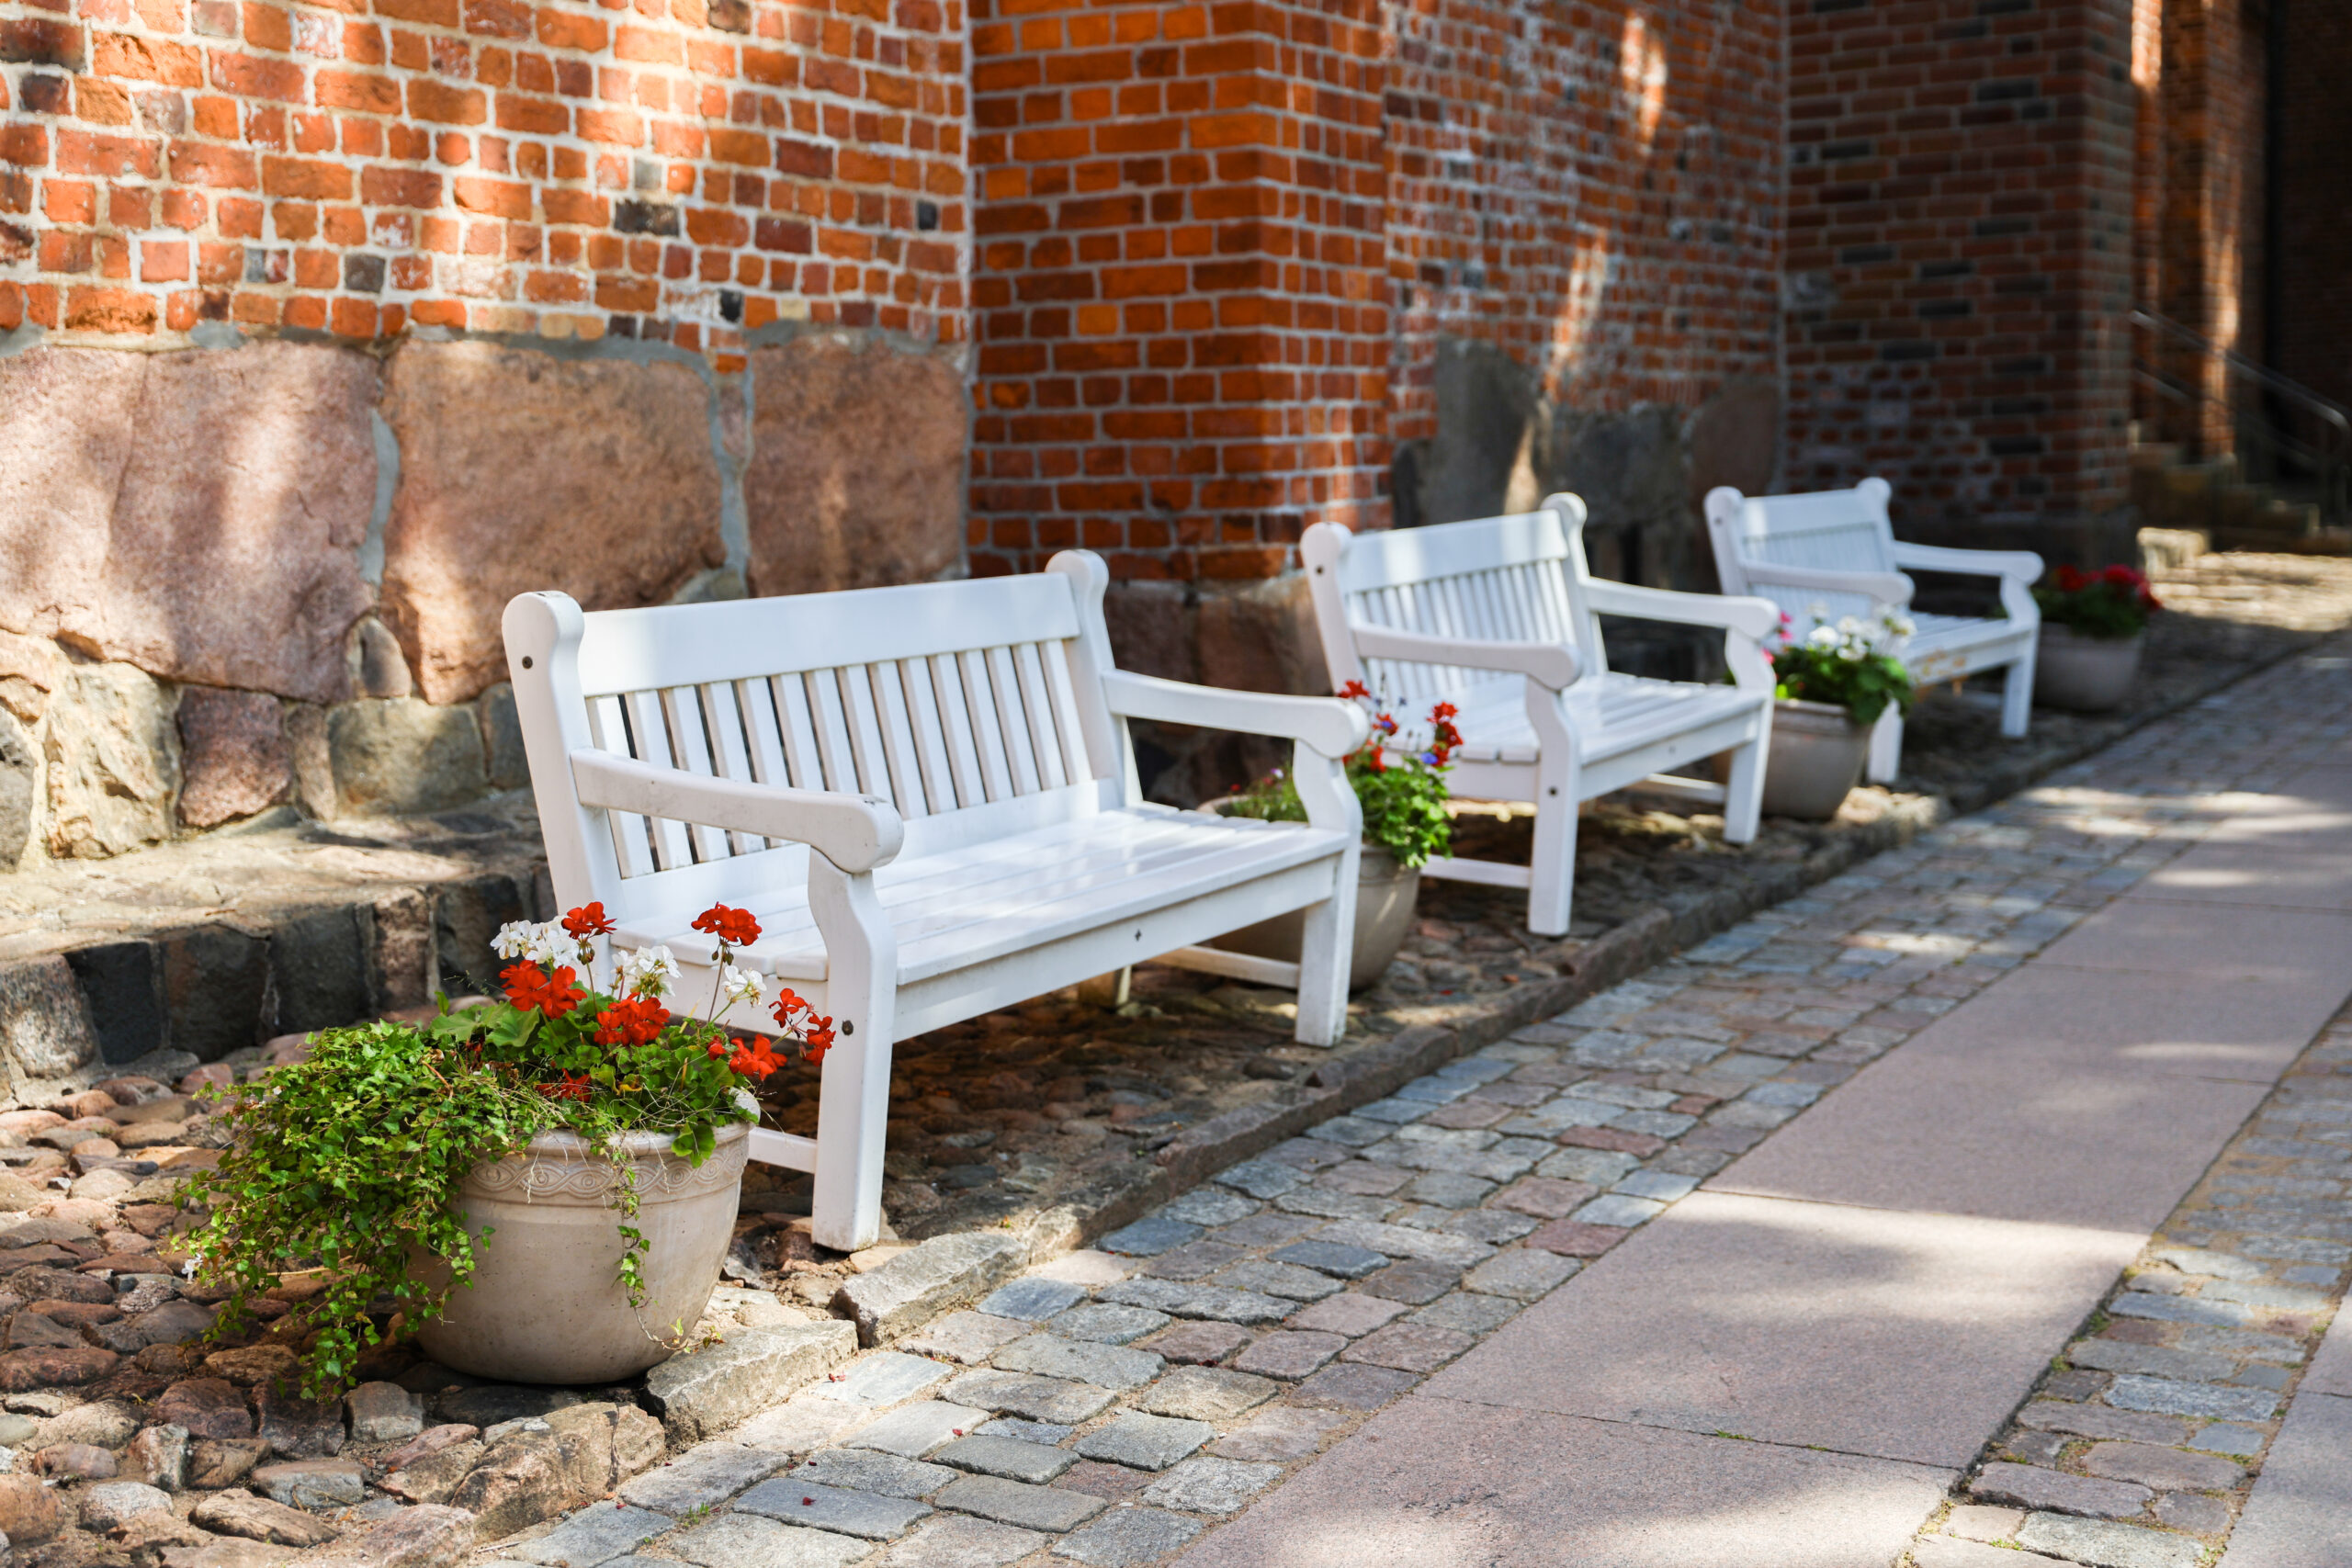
left=1704, top=479, right=1897, bottom=624
left=1302, top=495, right=1604, bottom=702
left=503, top=554, right=1127, bottom=928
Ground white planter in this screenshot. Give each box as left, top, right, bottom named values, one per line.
left=1758, top=698, right=1869, bottom=820
left=414, top=1121, right=748, bottom=1384
left=2034, top=626, right=2143, bottom=712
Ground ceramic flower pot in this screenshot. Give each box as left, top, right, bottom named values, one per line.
left=1196, top=808, right=1420, bottom=990
left=414, top=1120, right=748, bottom=1384
left=2033, top=626, right=2143, bottom=712
left=1757, top=698, right=1869, bottom=820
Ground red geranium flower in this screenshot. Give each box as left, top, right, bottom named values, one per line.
left=2054, top=564, right=2087, bottom=593
left=502, top=963, right=585, bottom=1019
left=593, top=995, right=671, bottom=1046
left=729, top=1037, right=786, bottom=1079
left=561, top=902, right=616, bottom=939
left=1340, top=679, right=1371, bottom=700
left=692, top=904, right=762, bottom=948
left=771, top=987, right=810, bottom=1030
left=801, top=1017, right=836, bottom=1067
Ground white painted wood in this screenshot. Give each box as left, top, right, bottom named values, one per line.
left=505, top=552, right=1364, bottom=1254
left=1304, top=493, right=1779, bottom=936
left=1703, top=479, right=2045, bottom=777
left=1159, top=945, right=1303, bottom=988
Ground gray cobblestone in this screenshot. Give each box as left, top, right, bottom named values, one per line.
left=1070, top=1411, right=1213, bottom=1472
left=932, top=1435, right=1077, bottom=1484
left=1049, top=1507, right=1203, bottom=1565
left=1267, top=1240, right=1387, bottom=1279
left=1139, top=1456, right=1283, bottom=1515
left=1208, top=1260, right=1340, bottom=1302
left=737, top=1479, right=933, bottom=1540
left=989, top=1336, right=1164, bottom=1393
left=976, top=1279, right=1089, bottom=1322
left=1094, top=1280, right=1292, bottom=1324
left=940, top=1372, right=1118, bottom=1427
left=933, top=1473, right=1105, bottom=1533
left=669, top=1514, right=874, bottom=1568
left=1098, top=1218, right=1201, bottom=1257
left=876, top=1517, right=1045, bottom=1567
left=793, top=1448, right=960, bottom=1499
left=1134, top=1367, right=1277, bottom=1422
left=843, top=1402, right=990, bottom=1460
left=1045, top=1304, right=1170, bottom=1345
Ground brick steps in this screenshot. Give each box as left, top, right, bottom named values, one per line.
left=2131, top=443, right=2350, bottom=556
left=0, top=795, right=548, bottom=1108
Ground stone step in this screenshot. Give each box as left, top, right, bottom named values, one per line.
left=0, top=797, right=548, bottom=1108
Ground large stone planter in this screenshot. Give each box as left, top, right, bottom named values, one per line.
left=1756, top=699, right=1868, bottom=821
left=2034, top=625, right=2143, bottom=712
left=1198, top=812, right=1419, bottom=991
left=414, top=1121, right=748, bottom=1385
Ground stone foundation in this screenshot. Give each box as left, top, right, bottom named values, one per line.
left=0, top=323, right=972, bottom=866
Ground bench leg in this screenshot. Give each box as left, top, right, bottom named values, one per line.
left=1293, top=843, right=1359, bottom=1046
left=1526, top=766, right=1580, bottom=938
left=807, top=860, right=899, bottom=1255
left=1721, top=730, right=1768, bottom=844
left=1866, top=708, right=1903, bottom=784
left=2000, top=646, right=2035, bottom=738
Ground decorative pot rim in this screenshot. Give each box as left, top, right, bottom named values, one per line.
left=465, top=1119, right=751, bottom=1201
left=1770, top=696, right=1868, bottom=728
left=2037, top=623, right=2146, bottom=645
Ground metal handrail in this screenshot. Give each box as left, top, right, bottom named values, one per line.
left=2129, top=309, right=2352, bottom=444
left=2130, top=308, right=2350, bottom=531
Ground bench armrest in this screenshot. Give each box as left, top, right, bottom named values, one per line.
left=1889, top=541, right=2045, bottom=584
left=1100, top=671, right=1370, bottom=759
left=1347, top=626, right=1581, bottom=691
left=571, top=750, right=905, bottom=874
left=1581, top=581, right=1783, bottom=641
left=1735, top=560, right=1917, bottom=610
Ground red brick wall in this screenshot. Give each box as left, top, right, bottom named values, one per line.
left=1384, top=0, right=1784, bottom=441
left=0, top=0, right=971, bottom=354
left=965, top=0, right=1390, bottom=583
left=1782, top=0, right=2141, bottom=548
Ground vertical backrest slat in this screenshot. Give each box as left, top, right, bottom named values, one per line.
left=959, top=649, right=1013, bottom=803
left=624, top=689, right=695, bottom=871
left=929, top=652, right=987, bottom=807
left=868, top=661, right=929, bottom=819
left=1012, top=643, right=1068, bottom=791
left=985, top=645, right=1042, bottom=796
left=1039, top=639, right=1095, bottom=784
left=587, top=694, right=656, bottom=878
left=661, top=685, right=733, bottom=865
left=701, top=681, right=769, bottom=854
left=735, top=676, right=787, bottom=789
left=840, top=663, right=892, bottom=802
left=771, top=673, right=823, bottom=793
left=806, top=669, right=859, bottom=795
left=899, top=657, right=957, bottom=813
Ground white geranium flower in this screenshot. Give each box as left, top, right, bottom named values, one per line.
left=492, top=920, right=539, bottom=960
left=721, top=964, right=763, bottom=1009
left=523, top=925, right=571, bottom=968
left=614, top=945, right=680, bottom=997
left=1888, top=614, right=1917, bottom=638
left=1806, top=624, right=1839, bottom=649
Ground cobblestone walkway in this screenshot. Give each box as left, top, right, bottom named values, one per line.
left=474, top=640, right=2352, bottom=1568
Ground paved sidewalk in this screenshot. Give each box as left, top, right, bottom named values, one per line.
left=476, top=643, right=2352, bottom=1568
left=1165, top=648, right=2352, bottom=1566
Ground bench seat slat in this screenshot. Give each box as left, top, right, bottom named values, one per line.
left=616, top=807, right=1345, bottom=986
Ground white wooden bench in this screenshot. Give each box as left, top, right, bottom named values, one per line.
left=502, top=550, right=1366, bottom=1250
left=1703, top=479, right=2045, bottom=782
left=1302, top=495, right=1780, bottom=939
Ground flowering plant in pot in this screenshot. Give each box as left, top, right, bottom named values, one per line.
left=2031, top=564, right=2161, bottom=711
left=187, top=901, right=832, bottom=1393
left=1740, top=611, right=1917, bottom=820
left=1205, top=684, right=1460, bottom=987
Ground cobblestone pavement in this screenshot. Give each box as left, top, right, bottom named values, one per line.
left=449, top=645, right=2352, bottom=1565
left=743, top=551, right=2352, bottom=1247
left=1909, top=1003, right=2352, bottom=1568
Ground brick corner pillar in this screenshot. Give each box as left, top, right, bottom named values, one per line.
left=1783, top=0, right=2142, bottom=564
left=968, top=0, right=1390, bottom=700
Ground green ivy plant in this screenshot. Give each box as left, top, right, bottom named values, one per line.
left=1218, top=686, right=1460, bottom=869
left=186, top=899, right=833, bottom=1396
left=1766, top=612, right=1917, bottom=727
